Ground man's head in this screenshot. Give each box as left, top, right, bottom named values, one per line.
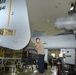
left=36, top=38, right=40, bottom=43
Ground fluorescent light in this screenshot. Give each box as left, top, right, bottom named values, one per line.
left=59, top=53, right=63, bottom=57
left=51, top=53, right=55, bottom=57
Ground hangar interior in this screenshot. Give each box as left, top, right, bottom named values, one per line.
left=0, top=0, right=76, bottom=75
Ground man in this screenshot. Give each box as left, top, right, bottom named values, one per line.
left=34, top=38, right=45, bottom=75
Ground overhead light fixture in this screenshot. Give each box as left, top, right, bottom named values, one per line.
left=47, top=19, right=50, bottom=23
left=70, top=3, right=74, bottom=10
left=70, top=6, right=74, bottom=10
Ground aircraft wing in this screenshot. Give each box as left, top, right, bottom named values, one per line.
left=0, top=0, right=31, bottom=50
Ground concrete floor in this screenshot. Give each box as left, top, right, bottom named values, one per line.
left=4, top=72, right=32, bottom=75
left=3, top=66, right=58, bottom=75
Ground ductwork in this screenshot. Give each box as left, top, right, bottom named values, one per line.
left=55, top=14, right=76, bottom=30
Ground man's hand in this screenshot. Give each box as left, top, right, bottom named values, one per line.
left=30, top=41, right=37, bottom=47
left=33, top=43, right=37, bottom=47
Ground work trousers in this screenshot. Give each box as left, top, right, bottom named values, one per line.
left=38, top=54, right=45, bottom=74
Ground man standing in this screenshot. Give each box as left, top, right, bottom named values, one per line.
left=34, top=38, right=45, bottom=75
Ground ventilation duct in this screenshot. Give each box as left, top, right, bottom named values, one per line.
left=55, top=14, right=76, bottom=30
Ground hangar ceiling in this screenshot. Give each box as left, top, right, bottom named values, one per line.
left=26, top=0, right=75, bottom=35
